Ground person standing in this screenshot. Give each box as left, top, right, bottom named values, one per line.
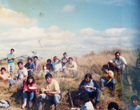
left=7, top=48, right=16, bottom=74
left=61, top=52, right=68, bottom=67
left=34, top=56, right=40, bottom=72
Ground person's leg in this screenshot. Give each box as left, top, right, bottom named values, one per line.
left=100, top=78, right=107, bottom=91
left=110, top=79, right=116, bottom=92
left=39, top=70, right=43, bottom=76
left=10, top=63, right=14, bottom=74
left=73, top=70, right=77, bottom=77
left=53, top=94, right=61, bottom=110
left=7, top=63, right=10, bottom=73
left=37, top=94, right=47, bottom=110
left=29, top=92, right=35, bottom=107
left=22, top=92, right=28, bottom=108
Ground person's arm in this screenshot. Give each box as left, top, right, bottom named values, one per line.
left=32, top=63, right=36, bottom=72
left=108, top=71, right=114, bottom=79
left=23, top=82, right=28, bottom=93
left=67, top=62, right=77, bottom=70
left=78, top=80, right=86, bottom=91
left=46, top=90, right=59, bottom=95
left=93, top=80, right=101, bottom=90
left=56, top=57, right=63, bottom=62
left=122, top=57, right=127, bottom=65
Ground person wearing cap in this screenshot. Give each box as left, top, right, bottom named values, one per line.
left=78, top=73, right=101, bottom=109
left=129, top=95, right=140, bottom=110
left=100, top=64, right=116, bottom=93
left=108, top=52, right=127, bottom=75
left=7, top=48, right=16, bottom=74
left=52, top=56, right=62, bottom=73
left=24, top=58, right=35, bottom=76
left=61, top=52, right=68, bottom=67
left=62, top=57, right=77, bottom=77
left=34, top=56, right=40, bottom=72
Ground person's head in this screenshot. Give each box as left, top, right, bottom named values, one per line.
left=17, top=61, right=23, bottom=69
left=10, top=48, right=14, bottom=54
left=27, top=76, right=35, bottom=85
left=131, top=95, right=139, bottom=106
left=79, top=92, right=90, bottom=105
left=47, top=59, right=51, bottom=64
left=45, top=73, right=52, bottom=84
left=53, top=56, right=57, bottom=62
left=63, top=52, right=67, bottom=57
left=28, top=58, right=32, bottom=64
left=115, top=52, right=120, bottom=60
left=102, top=64, right=109, bottom=73
left=1, top=67, right=6, bottom=74
left=34, top=56, right=38, bottom=61
left=85, top=73, right=92, bottom=83
left=108, top=102, right=119, bottom=110
left=68, top=57, right=73, bottom=64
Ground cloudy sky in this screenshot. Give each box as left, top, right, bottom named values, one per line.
left=0, top=0, right=140, bottom=59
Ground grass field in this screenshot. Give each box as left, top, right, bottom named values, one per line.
left=0, top=48, right=139, bottom=110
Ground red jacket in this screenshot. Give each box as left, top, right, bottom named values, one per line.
left=23, top=81, right=38, bottom=94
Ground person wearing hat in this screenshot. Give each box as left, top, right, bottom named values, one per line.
left=100, top=64, right=116, bottom=93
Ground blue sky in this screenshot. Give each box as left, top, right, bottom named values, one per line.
left=0, top=0, right=140, bottom=58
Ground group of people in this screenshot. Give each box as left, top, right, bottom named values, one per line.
left=1, top=48, right=139, bottom=110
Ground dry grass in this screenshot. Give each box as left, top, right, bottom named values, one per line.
left=0, top=48, right=139, bottom=110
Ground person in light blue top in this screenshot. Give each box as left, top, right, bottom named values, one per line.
left=129, top=95, right=140, bottom=110
left=7, top=48, right=16, bottom=74
left=52, top=56, right=62, bottom=73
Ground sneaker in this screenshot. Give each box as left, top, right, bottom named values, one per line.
left=22, top=102, right=27, bottom=109
left=29, top=101, right=33, bottom=108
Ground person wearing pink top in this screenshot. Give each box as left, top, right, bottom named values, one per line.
left=22, top=76, right=38, bottom=109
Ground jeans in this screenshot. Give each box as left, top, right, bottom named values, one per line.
left=7, top=63, right=14, bottom=73
left=28, top=71, right=34, bottom=76
left=37, top=93, right=61, bottom=104
left=39, top=70, right=49, bottom=76
left=9, top=79, right=23, bottom=86
left=23, top=91, right=36, bottom=102
left=100, top=78, right=116, bottom=85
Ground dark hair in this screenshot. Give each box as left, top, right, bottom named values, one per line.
left=68, top=57, right=73, bottom=60
left=85, top=73, right=92, bottom=79
left=53, top=56, right=57, bottom=59
left=28, top=58, right=32, bottom=62
left=79, top=92, right=90, bottom=103
left=11, top=48, right=15, bottom=52
left=131, top=95, right=139, bottom=101
left=27, top=76, right=35, bottom=85
left=108, top=102, right=119, bottom=110
left=102, top=64, right=109, bottom=71
left=34, top=56, right=38, bottom=59
left=47, top=59, right=51, bottom=63
left=115, top=52, right=120, bottom=56
left=45, top=73, right=52, bottom=79
left=17, top=61, right=23, bottom=65
left=1, top=67, right=6, bottom=71
left=63, top=52, right=67, bottom=55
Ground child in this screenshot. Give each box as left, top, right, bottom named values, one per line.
left=100, top=64, right=116, bottom=93
left=22, top=76, right=37, bottom=108
left=129, top=95, right=140, bottom=110
left=0, top=67, right=10, bottom=81
left=108, top=102, right=119, bottom=110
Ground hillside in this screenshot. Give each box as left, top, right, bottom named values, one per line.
left=0, top=48, right=139, bottom=110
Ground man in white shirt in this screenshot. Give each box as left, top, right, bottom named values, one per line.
left=108, top=52, right=127, bottom=75
left=63, top=57, right=77, bottom=77
left=9, top=61, right=28, bottom=87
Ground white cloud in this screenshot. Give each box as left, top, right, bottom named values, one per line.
left=0, top=5, right=38, bottom=27
left=61, top=5, right=75, bottom=12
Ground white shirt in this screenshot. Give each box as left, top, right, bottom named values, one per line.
left=17, top=67, right=28, bottom=79
left=52, top=60, right=62, bottom=72
left=81, top=101, right=94, bottom=110
left=110, top=56, right=127, bottom=69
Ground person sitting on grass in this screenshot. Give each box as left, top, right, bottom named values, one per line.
left=37, top=73, right=61, bottom=110
left=62, top=57, right=77, bottom=77
left=0, top=67, right=10, bottom=81
left=24, top=58, right=35, bottom=76
left=108, top=102, right=119, bottom=110
left=78, top=73, right=101, bottom=109
left=39, top=59, right=54, bottom=76
left=108, top=52, right=127, bottom=75
left=75, top=92, right=94, bottom=110
left=100, top=64, right=116, bottom=94
left=129, top=95, right=140, bottom=110
left=9, top=61, right=28, bottom=87
left=61, top=52, right=68, bottom=67
left=52, top=56, right=62, bottom=73
left=22, top=76, right=38, bottom=109
left=34, top=56, right=40, bottom=72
